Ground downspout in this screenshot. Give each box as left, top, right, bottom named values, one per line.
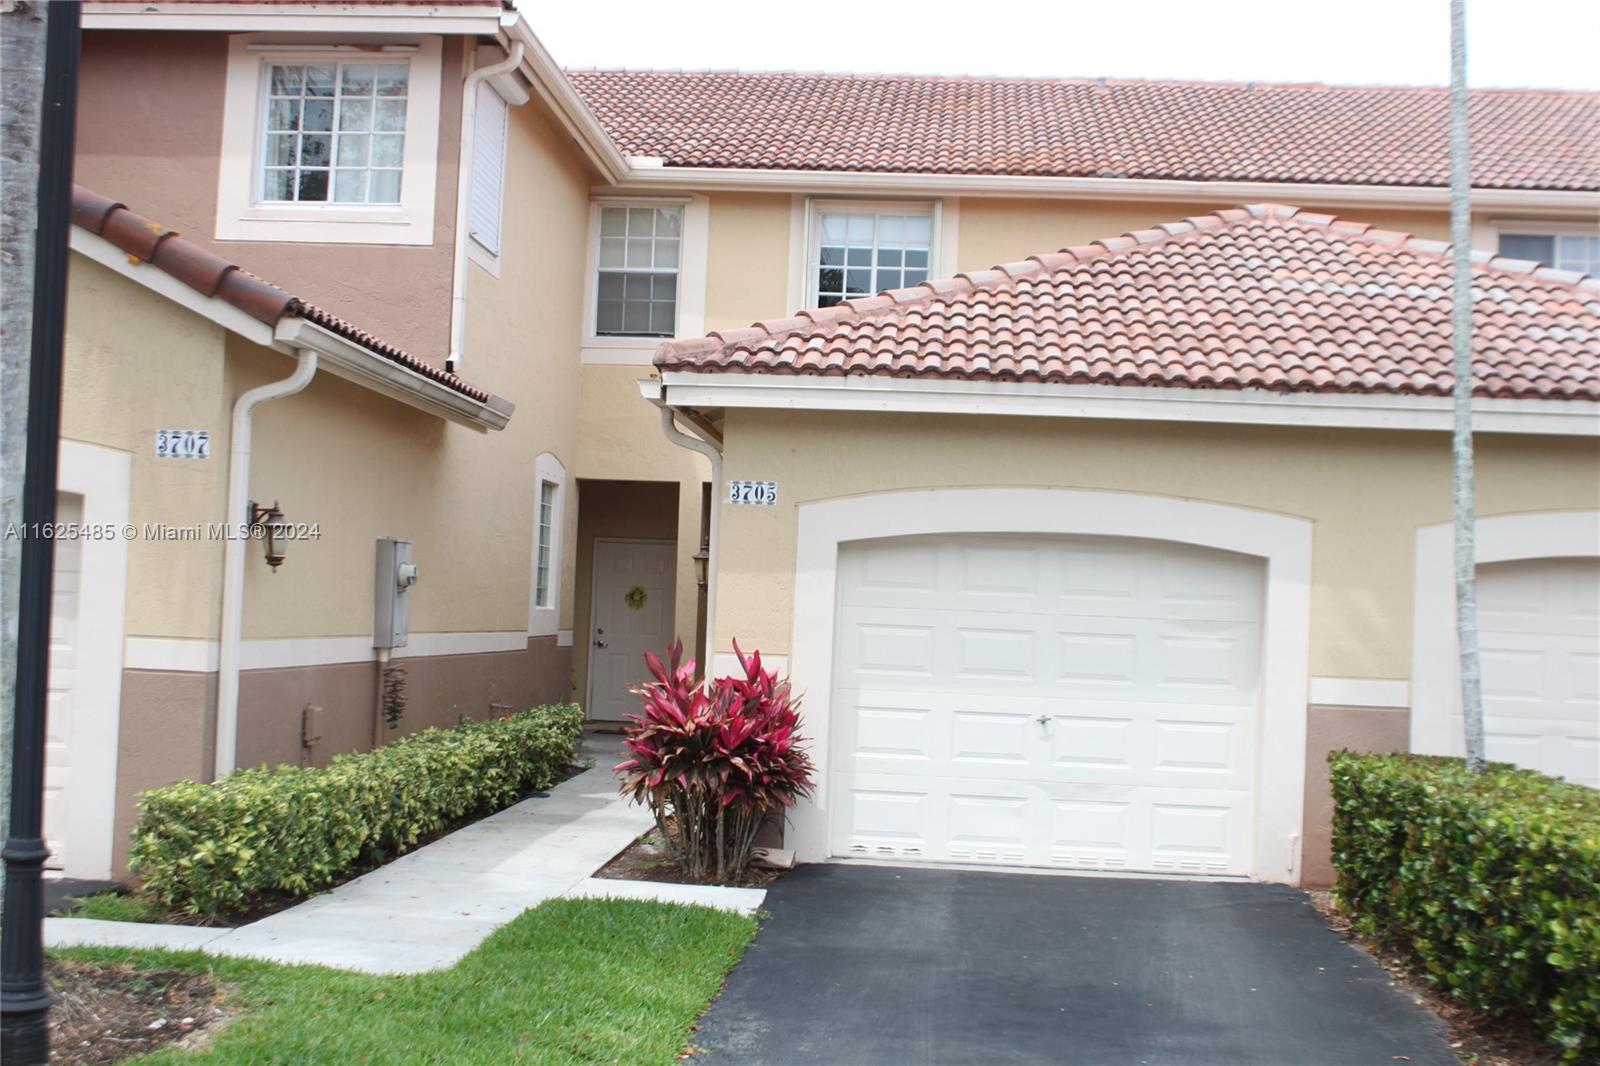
left=658, top=408, right=722, bottom=675
left=214, top=348, right=318, bottom=778
left=444, top=40, right=524, bottom=373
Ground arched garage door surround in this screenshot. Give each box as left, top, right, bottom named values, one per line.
left=787, top=488, right=1313, bottom=883
left=1411, top=510, right=1600, bottom=776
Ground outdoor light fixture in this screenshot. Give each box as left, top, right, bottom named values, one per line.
left=693, top=541, right=709, bottom=589
left=249, top=500, right=290, bottom=571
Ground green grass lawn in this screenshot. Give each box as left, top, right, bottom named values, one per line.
left=54, top=897, right=757, bottom=1065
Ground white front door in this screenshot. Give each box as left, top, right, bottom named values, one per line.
left=44, top=493, right=85, bottom=870
left=1476, top=557, right=1600, bottom=787
left=831, top=533, right=1264, bottom=876
left=587, top=539, right=677, bottom=721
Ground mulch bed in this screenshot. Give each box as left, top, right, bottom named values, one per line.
left=46, top=958, right=233, bottom=1064
left=1307, top=891, right=1562, bottom=1066
left=594, top=830, right=784, bottom=889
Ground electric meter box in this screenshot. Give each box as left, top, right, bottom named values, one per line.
left=374, top=538, right=417, bottom=648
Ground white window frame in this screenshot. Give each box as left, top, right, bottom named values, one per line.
left=788, top=198, right=960, bottom=313
left=528, top=452, right=565, bottom=636
left=580, top=195, right=708, bottom=365
left=216, top=34, right=442, bottom=245
left=1489, top=218, right=1600, bottom=273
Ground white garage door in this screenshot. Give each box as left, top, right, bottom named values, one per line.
left=832, top=534, right=1264, bottom=876
left=44, top=492, right=85, bottom=870
left=1477, top=558, right=1600, bottom=787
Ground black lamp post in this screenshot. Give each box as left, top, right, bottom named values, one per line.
left=1, top=3, right=81, bottom=1062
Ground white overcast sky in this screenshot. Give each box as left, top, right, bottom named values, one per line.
left=527, top=0, right=1600, bottom=90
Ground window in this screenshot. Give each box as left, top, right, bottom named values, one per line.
left=813, top=209, right=932, bottom=307
left=595, top=205, right=682, bottom=337
left=1498, top=231, right=1600, bottom=274
left=467, top=82, right=508, bottom=256
left=534, top=480, right=556, bottom=608
left=261, top=60, right=409, bottom=205
left=216, top=36, right=442, bottom=245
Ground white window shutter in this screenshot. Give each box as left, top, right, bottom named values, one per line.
left=468, top=82, right=507, bottom=255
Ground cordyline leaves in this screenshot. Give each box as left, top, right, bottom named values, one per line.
left=617, top=639, right=817, bottom=881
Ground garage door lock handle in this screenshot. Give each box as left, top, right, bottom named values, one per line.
left=1036, top=714, right=1051, bottom=726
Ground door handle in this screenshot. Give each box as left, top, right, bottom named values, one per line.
left=594, top=637, right=608, bottom=648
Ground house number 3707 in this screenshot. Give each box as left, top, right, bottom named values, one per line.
left=728, top=480, right=777, bottom=506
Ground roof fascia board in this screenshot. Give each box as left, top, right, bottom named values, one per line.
left=501, top=16, right=629, bottom=183
left=656, top=373, right=1600, bottom=437
left=82, top=7, right=505, bottom=34
left=70, top=227, right=285, bottom=349
left=274, top=317, right=510, bottom=431
left=72, top=225, right=508, bottom=432
left=607, top=166, right=1600, bottom=212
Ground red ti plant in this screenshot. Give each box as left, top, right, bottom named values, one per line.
left=616, top=639, right=816, bottom=883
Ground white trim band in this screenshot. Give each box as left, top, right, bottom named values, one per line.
left=659, top=374, right=1599, bottom=437
left=126, top=630, right=535, bottom=673
left=1308, top=677, right=1410, bottom=708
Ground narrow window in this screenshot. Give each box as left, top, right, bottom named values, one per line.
left=813, top=209, right=932, bottom=307
left=534, top=480, right=556, bottom=608
left=468, top=82, right=507, bottom=255
left=595, top=205, right=682, bottom=337
left=1499, top=232, right=1600, bottom=274
left=261, top=60, right=409, bottom=204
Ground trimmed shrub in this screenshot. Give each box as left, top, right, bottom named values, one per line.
left=1329, top=751, right=1600, bottom=1060
left=617, top=640, right=816, bottom=883
left=131, top=703, right=584, bottom=919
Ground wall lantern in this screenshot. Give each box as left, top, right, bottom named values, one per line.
left=249, top=500, right=290, bottom=571
left=692, top=541, right=709, bottom=590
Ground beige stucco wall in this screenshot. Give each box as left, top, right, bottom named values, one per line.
left=75, top=29, right=465, bottom=359
left=577, top=364, right=710, bottom=650
left=63, top=256, right=232, bottom=639
left=704, top=192, right=793, bottom=331
left=952, top=198, right=1455, bottom=275
left=710, top=410, right=1600, bottom=679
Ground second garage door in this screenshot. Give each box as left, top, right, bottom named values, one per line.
left=831, top=534, right=1265, bottom=876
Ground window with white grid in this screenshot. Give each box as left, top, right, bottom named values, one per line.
left=261, top=61, right=409, bottom=205
left=813, top=210, right=933, bottom=307
left=1498, top=231, right=1600, bottom=275
left=595, top=206, right=682, bottom=337
left=534, top=480, right=556, bottom=608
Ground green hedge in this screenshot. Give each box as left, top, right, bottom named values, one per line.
left=1329, top=752, right=1600, bottom=1060
left=131, top=703, right=584, bottom=919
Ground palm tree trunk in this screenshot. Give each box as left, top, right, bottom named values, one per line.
left=1448, top=0, right=1487, bottom=772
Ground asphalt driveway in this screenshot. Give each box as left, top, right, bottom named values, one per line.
left=693, top=864, right=1458, bottom=1066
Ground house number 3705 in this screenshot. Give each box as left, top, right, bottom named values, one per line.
left=728, top=480, right=777, bottom=506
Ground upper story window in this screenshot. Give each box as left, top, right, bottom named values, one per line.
left=216, top=35, right=442, bottom=246
left=812, top=207, right=932, bottom=307
left=595, top=205, right=682, bottom=337
left=1498, top=230, right=1600, bottom=274
left=261, top=61, right=409, bottom=205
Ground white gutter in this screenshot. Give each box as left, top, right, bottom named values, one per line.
left=655, top=404, right=722, bottom=675
left=275, top=317, right=512, bottom=432
left=605, top=165, right=1600, bottom=213
left=445, top=39, right=524, bottom=372
left=656, top=372, right=1600, bottom=437
left=214, top=347, right=318, bottom=778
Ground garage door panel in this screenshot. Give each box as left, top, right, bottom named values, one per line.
left=833, top=534, right=1264, bottom=876
left=1474, top=558, right=1600, bottom=788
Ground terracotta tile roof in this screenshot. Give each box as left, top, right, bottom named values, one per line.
left=70, top=186, right=495, bottom=404
left=655, top=204, right=1600, bottom=402
left=567, top=71, right=1600, bottom=190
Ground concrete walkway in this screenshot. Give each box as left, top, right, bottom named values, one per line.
left=47, top=735, right=765, bottom=974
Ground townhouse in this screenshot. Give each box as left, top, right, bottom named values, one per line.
left=49, top=0, right=1597, bottom=885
